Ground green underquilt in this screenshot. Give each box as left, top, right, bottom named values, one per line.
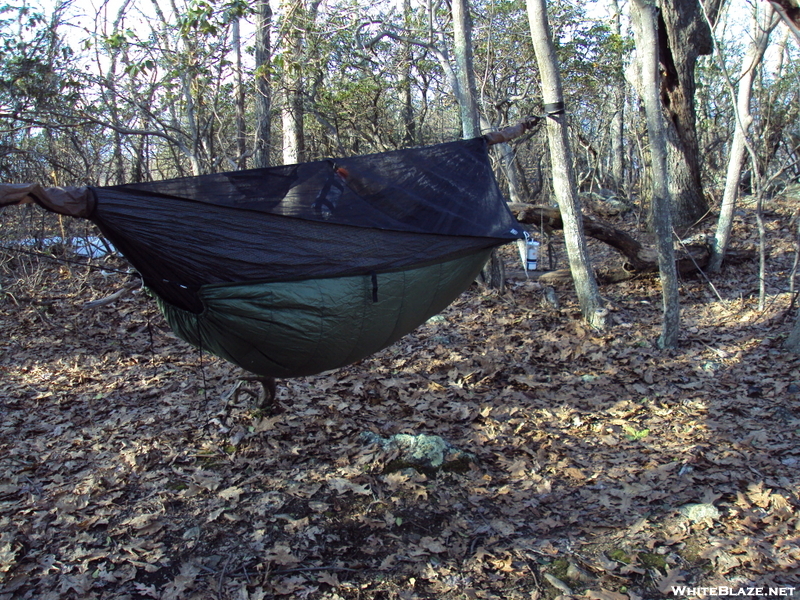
left=157, top=250, right=491, bottom=379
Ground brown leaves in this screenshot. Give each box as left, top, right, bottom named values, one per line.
left=328, top=477, right=372, bottom=496
left=3, top=197, right=800, bottom=598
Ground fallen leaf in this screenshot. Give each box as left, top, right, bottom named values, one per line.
left=656, top=568, right=685, bottom=594
left=328, top=477, right=371, bottom=495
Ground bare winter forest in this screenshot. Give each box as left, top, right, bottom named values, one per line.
left=2, top=0, right=800, bottom=597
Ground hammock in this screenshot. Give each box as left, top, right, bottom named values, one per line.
left=1, top=137, right=525, bottom=379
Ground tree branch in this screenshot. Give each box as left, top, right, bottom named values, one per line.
left=484, top=117, right=543, bottom=146
left=83, top=280, right=142, bottom=309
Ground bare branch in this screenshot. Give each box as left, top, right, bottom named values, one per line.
left=83, top=280, right=142, bottom=309
left=484, top=117, right=543, bottom=146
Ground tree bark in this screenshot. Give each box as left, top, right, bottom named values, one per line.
left=632, top=0, right=681, bottom=348
left=232, top=17, right=247, bottom=170
left=281, top=0, right=306, bottom=165
left=709, top=4, right=778, bottom=272
left=609, top=0, right=625, bottom=192
left=401, top=0, right=415, bottom=146
left=655, top=0, right=724, bottom=229
left=526, top=0, right=606, bottom=328
left=451, top=0, right=506, bottom=290
left=485, top=117, right=538, bottom=203
left=254, top=0, right=273, bottom=169
left=452, top=0, right=481, bottom=139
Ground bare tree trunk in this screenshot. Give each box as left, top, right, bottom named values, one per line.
left=609, top=0, right=625, bottom=192
left=481, top=116, right=526, bottom=203
left=105, top=0, right=133, bottom=184
left=526, top=0, right=606, bottom=328
left=451, top=0, right=505, bottom=290
left=632, top=0, right=680, bottom=348
left=709, top=4, right=777, bottom=273
left=281, top=0, right=305, bottom=165
left=401, top=0, right=415, bottom=147
left=232, top=17, right=247, bottom=170
left=452, top=0, right=481, bottom=139
left=656, top=0, right=724, bottom=229
left=497, top=142, right=525, bottom=203
left=254, top=0, right=272, bottom=168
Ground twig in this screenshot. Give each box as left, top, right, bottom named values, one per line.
left=218, top=554, right=233, bottom=598
left=272, top=566, right=360, bottom=575
left=672, top=229, right=724, bottom=304
left=83, top=280, right=142, bottom=308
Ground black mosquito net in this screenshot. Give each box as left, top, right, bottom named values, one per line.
left=89, top=137, right=524, bottom=312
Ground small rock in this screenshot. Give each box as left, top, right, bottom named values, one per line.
left=360, top=432, right=474, bottom=473
left=566, top=561, right=594, bottom=583
left=787, top=383, right=800, bottom=394
left=679, top=503, right=721, bottom=524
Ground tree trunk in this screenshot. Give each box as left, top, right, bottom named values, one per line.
left=452, top=0, right=481, bottom=139
left=525, top=0, right=606, bottom=328
left=401, top=0, right=415, bottom=147
left=483, top=115, right=526, bottom=202
left=232, top=17, right=247, bottom=170
left=281, top=0, right=305, bottom=165
left=609, top=0, right=625, bottom=192
left=709, top=4, right=777, bottom=273
left=254, top=0, right=272, bottom=169
left=656, top=0, right=724, bottom=229
left=106, top=0, right=134, bottom=185
left=451, top=0, right=505, bottom=289
left=497, top=141, right=525, bottom=203
left=632, top=0, right=680, bottom=348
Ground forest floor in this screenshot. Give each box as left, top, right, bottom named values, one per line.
left=2, top=189, right=800, bottom=600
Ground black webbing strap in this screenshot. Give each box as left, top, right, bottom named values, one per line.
left=371, top=271, right=379, bottom=303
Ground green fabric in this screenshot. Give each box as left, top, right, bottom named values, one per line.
left=156, top=250, right=491, bottom=379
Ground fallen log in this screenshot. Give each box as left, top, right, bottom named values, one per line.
left=510, top=204, right=753, bottom=283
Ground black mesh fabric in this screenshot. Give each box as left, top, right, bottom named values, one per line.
left=90, top=137, right=524, bottom=313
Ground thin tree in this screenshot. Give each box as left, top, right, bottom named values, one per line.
left=449, top=0, right=502, bottom=289
left=254, top=0, right=273, bottom=168
left=232, top=14, right=247, bottom=170
left=400, top=0, right=415, bottom=146
left=525, top=0, right=606, bottom=328
left=280, top=0, right=307, bottom=164
left=452, top=0, right=481, bottom=139
left=631, top=0, right=680, bottom=348
left=709, top=3, right=779, bottom=272
left=609, top=0, right=626, bottom=192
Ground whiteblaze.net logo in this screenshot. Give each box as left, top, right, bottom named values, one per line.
left=671, top=587, right=796, bottom=597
